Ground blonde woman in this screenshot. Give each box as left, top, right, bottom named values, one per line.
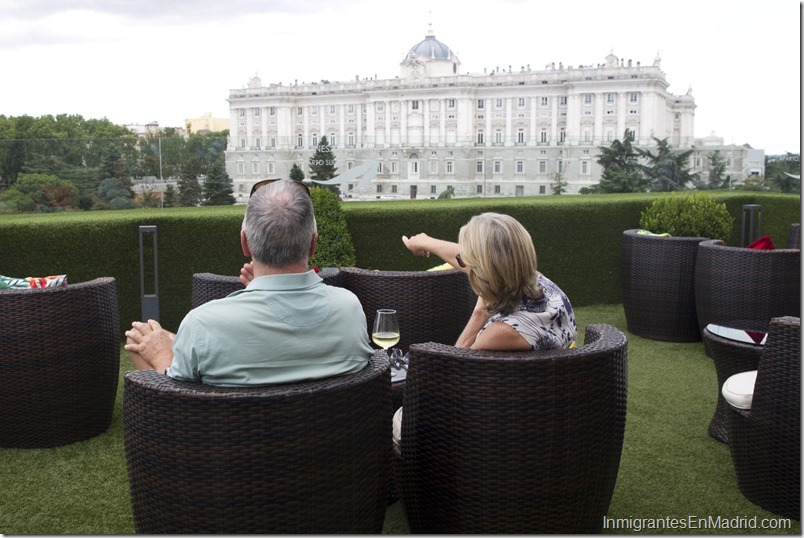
left=402, top=212, right=576, bottom=351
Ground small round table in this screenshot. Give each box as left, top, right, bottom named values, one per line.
left=702, top=321, right=767, bottom=443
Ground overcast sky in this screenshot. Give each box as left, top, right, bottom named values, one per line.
left=0, top=0, right=799, bottom=154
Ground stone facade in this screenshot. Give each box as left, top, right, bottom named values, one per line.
left=225, top=30, right=760, bottom=201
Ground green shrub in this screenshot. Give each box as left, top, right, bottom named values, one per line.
left=309, top=187, right=356, bottom=268
left=639, top=192, right=734, bottom=239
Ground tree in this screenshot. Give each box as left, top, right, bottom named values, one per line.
left=0, top=173, right=78, bottom=213
left=707, top=150, right=727, bottom=189
left=177, top=172, right=202, bottom=207
left=584, top=129, right=645, bottom=193
left=551, top=172, right=568, bottom=195
left=95, top=177, right=135, bottom=210
left=163, top=184, right=177, bottom=208
left=764, top=153, right=800, bottom=193
left=289, top=163, right=305, bottom=181
left=309, top=136, right=339, bottom=194
left=138, top=189, right=162, bottom=208
left=638, top=137, right=697, bottom=191
left=202, top=161, right=235, bottom=205
left=437, top=186, right=455, bottom=199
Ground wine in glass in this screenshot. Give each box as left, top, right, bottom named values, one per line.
left=372, top=309, right=400, bottom=356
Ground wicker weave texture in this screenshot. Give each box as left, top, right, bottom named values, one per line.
left=190, top=268, right=343, bottom=309
left=694, top=240, right=801, bottom=334
left=393, top=324, right=628, bottom=533
left=0, top=277, right=120, bottom=448
left=620, top=229, right=706, bottom=342
left=123, top=351, right=392, bottom=533
left=726, top=316, right=800, bottom=520
left=702, top=322, right=766, bottom=443
left=339, top=267, right=476, bottom=353
left=787, top=223, right=801, bottom=249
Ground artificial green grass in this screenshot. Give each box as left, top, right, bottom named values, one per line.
left=0, top=304, right=799, bottom=534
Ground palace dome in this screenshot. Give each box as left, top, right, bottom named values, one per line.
left=404, top=32, right=456, bottom=62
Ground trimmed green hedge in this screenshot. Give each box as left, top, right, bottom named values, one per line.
left=0, top=192, right=798, bottom=339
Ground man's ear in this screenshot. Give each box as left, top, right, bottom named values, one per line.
left=241, top=230, right=252, bottom=257
left=309, top=232, right=319, bottom=257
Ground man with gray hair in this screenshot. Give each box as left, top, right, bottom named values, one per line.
left=125, top=179, right=372, bottom=386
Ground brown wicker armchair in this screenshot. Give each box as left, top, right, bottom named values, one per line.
left=694, top=238, right=800, bottom=334
left=620, top=229, right=707, bottom=342
left=787, top=223, right=801, bottom=249
left=392, top=323, right=628, bottom=534
left=123, top=350, right=392, bottom=534
left=725, top=316, right=800, bottom=520
left=338, top=267, right=476, bottom=354
left=0, top=277, right=120, bottom=448
left=190, top=267, right=343, bottom=308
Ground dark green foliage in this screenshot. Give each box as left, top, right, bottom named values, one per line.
left=583, top=129, right=646, bottom=193
left=201, top=161, right=235, bottom=206
left=95, top=178, right=135, bottom=210
left=0, top=173, right=79, bottom=212
left=437, top=186, right=455, bottom=199
left=765, top=153, right=801, bottom=193
left=162, top=184, right=177, bottom=208
left=639, top=192, right=734, bottom=239
left=707, top=150, right=727, bottom=189
left=177, top=173, right=202, bottom=206
left=638, top=137, right=698, bottom=191
left=309, top=135, right=339, bottom=194
left=0, top=192, right=797, bottom=334
left=309, top=187, right=356, bottom=268
left=289, top=162, right=305, bottom=181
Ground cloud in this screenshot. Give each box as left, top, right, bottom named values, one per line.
left=0, top=0, right=331, bottom=22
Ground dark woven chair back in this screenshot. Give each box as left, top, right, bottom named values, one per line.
left=339, top=267, right=476, bottom=353
left=786, top=223, right=801, bottom=249
left=190, top=267, right=343, bottom=308
left=393, top=324, right=628, bottom=534
left=726, top=316, right=800, bottom=519
left=620, top=229, right=707, bottom=342
left=0, top=277, right=120, bottom=448
left=694, top=239, right=801, bottom=333
left=123, top=351, right=392, bottom=533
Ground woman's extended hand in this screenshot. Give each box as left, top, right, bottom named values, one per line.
left=401, top=233, right=432, bottom=257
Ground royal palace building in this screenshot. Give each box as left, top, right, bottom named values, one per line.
left=225, top=29, right=762, bottom=202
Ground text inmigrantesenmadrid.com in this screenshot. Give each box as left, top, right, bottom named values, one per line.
left=602, top=515, right=793, bottom=532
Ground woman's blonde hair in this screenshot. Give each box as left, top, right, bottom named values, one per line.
left=458, top=212, right=542, bottom=316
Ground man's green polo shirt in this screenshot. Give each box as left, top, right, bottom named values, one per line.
left=166, top=270, right=372, bottom=386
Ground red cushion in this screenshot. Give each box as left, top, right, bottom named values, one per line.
left=747, top=235, right=775, bottom=250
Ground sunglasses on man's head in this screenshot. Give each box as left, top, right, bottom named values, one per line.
left=250, top=178, right=311, bottom=198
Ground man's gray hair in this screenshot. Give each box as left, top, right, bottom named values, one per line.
left=242, top=180, right=317, bottom=268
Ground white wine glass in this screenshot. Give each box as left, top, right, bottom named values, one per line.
left=372, top=309, right=400, bottom=358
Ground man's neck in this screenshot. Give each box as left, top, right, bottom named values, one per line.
left=252, top=261, right=310, bottom=278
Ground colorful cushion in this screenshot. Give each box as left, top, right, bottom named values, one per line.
left=722, top=370, right=757, bottom=410
left=0, top=274, right=68, bottom=289
left=747, top=235, right=775, bottom=250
